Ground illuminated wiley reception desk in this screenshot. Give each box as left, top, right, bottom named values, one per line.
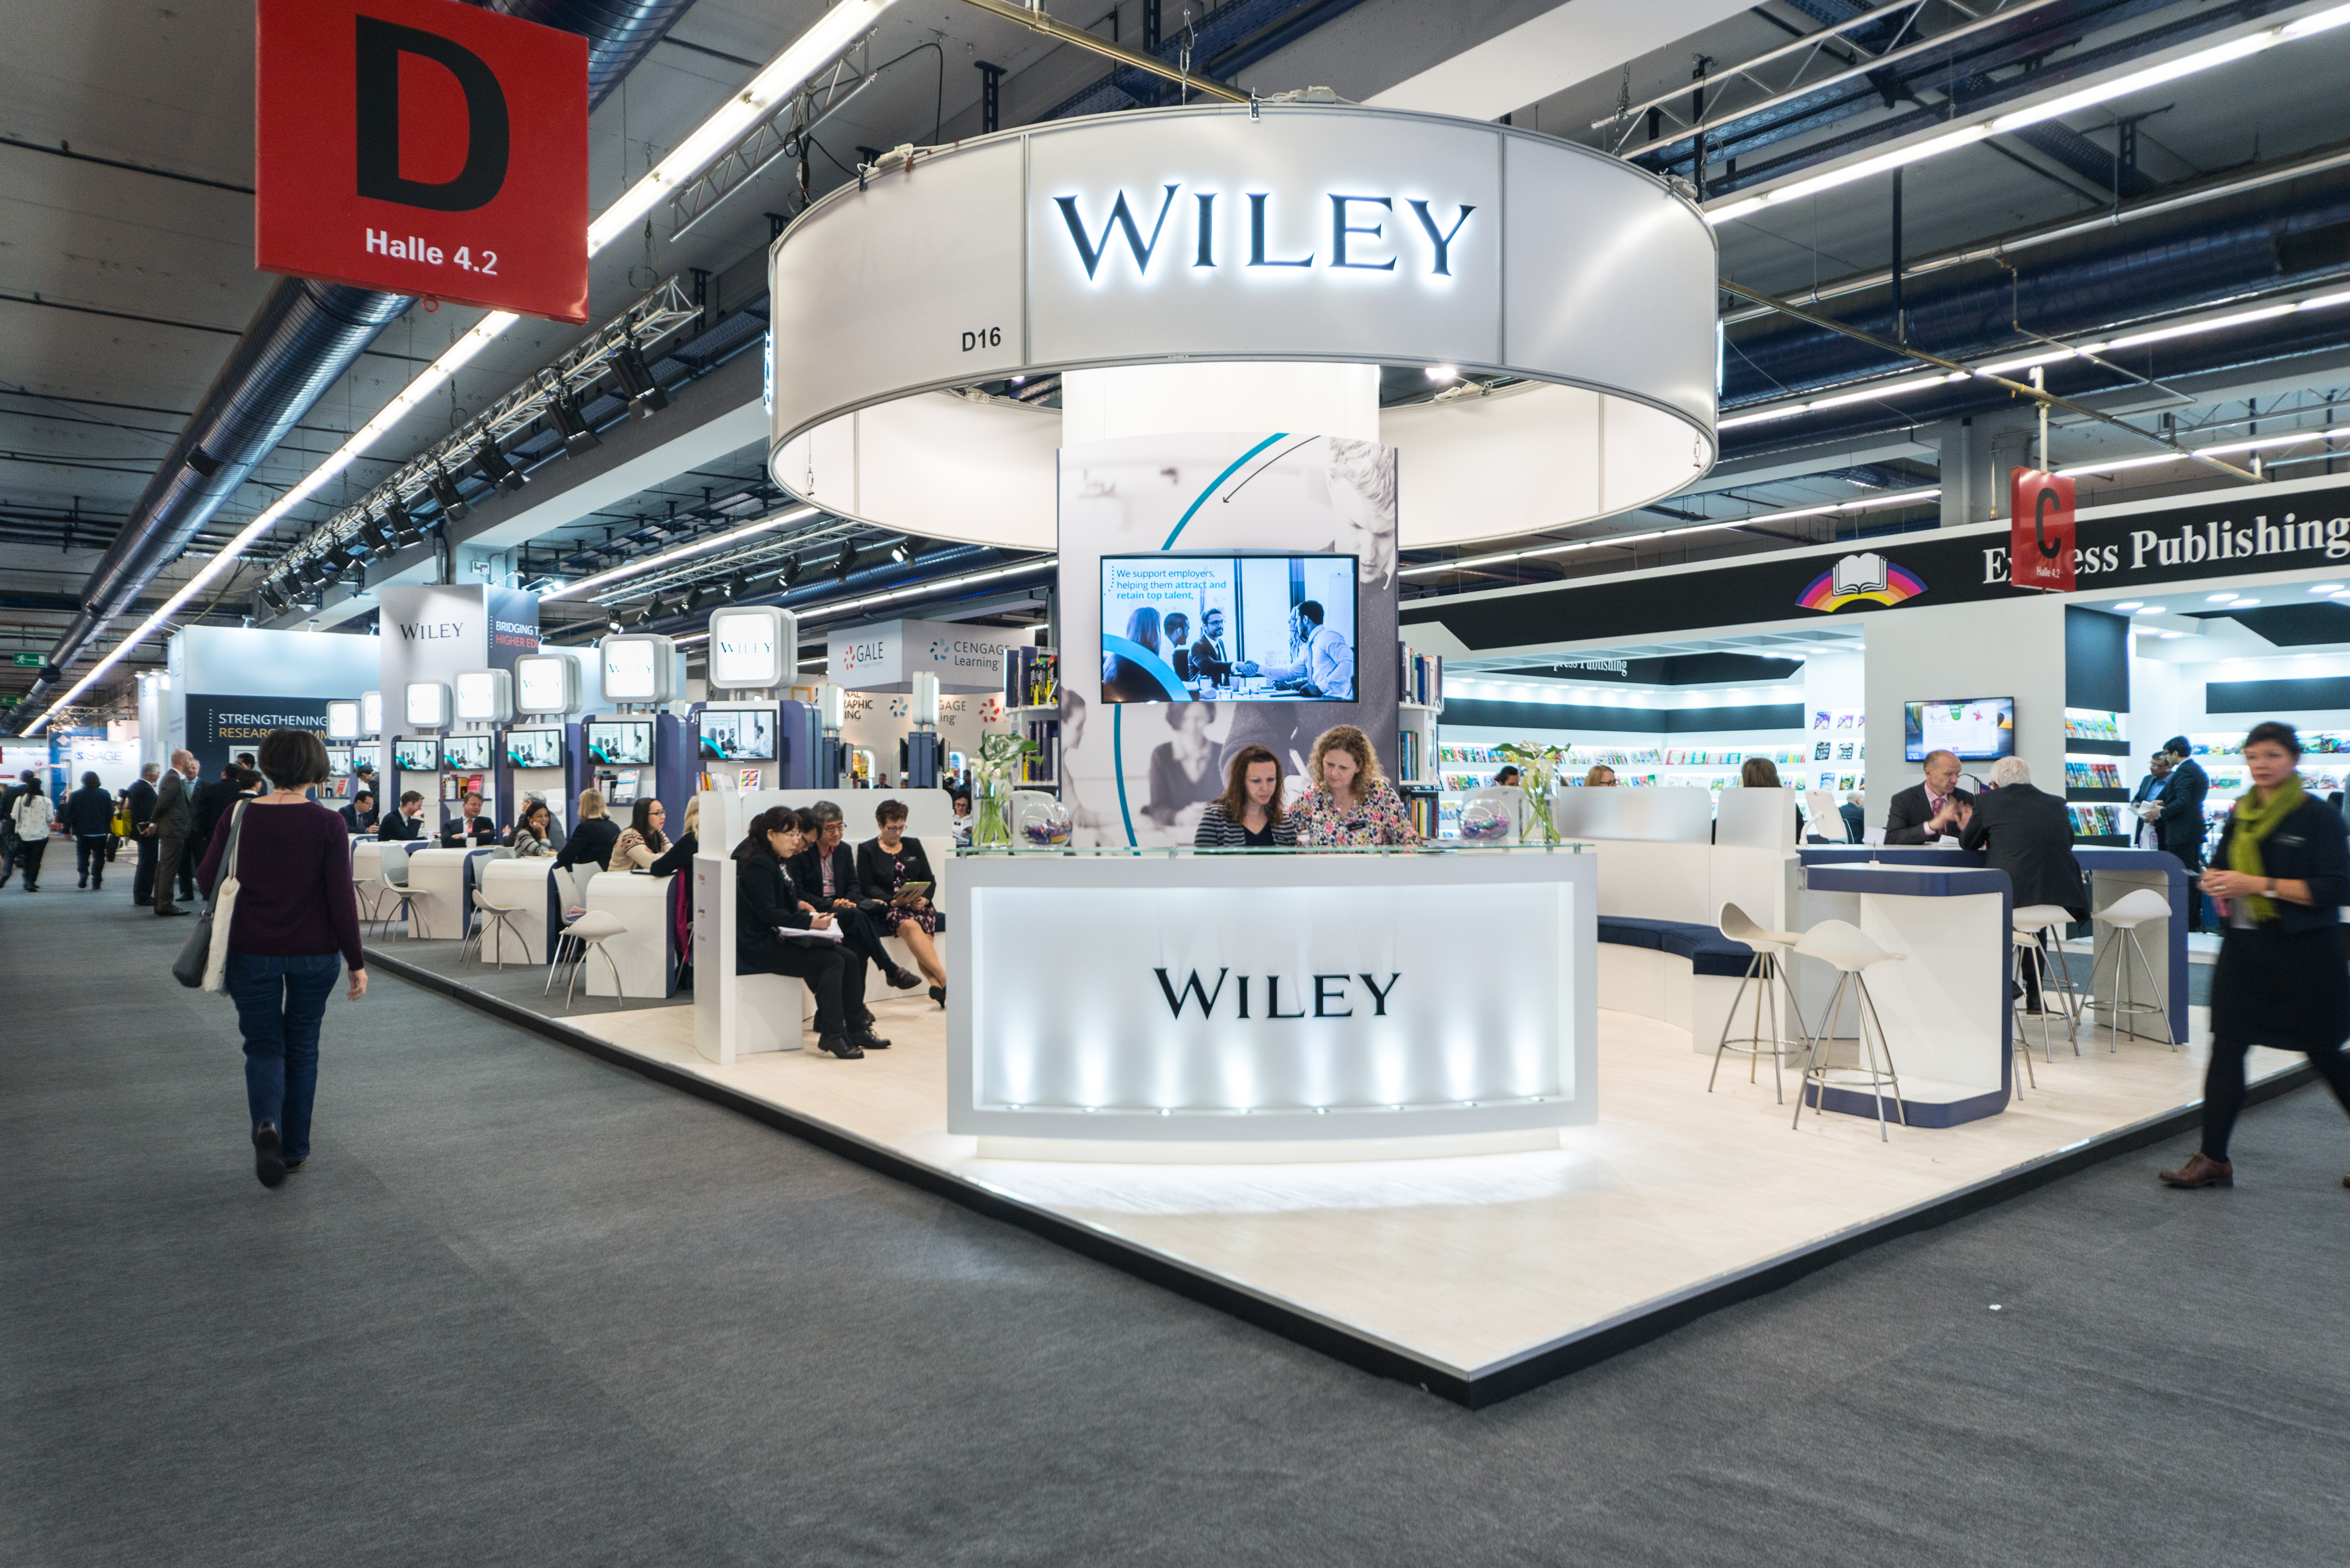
left=945, top=848, right=1599, bottom=1158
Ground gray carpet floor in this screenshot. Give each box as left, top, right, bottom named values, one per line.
left=6, top=885, right=2349, bottom=1567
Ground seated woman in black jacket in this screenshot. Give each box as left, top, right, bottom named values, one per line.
left=788, top=800, right=920, bottom=992
left=736, top=807, right=879, bottom=1060
left=856, top=798, right=948, bottom=1004
left=556, top=788, right=621, bottom=876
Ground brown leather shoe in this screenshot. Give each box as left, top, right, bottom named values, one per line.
left=2159, top=1152, right=2234, bottom=1188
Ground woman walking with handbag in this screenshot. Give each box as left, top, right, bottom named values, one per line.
left=195, top=729, right=368, bottom=1190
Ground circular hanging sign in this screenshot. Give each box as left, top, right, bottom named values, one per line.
left=767, top=103, right=1718, bottom=550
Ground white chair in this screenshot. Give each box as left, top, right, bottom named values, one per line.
left=1711, top=902, right=1811, bottom=1104
left=1790, top=919, right=1908, bottom=1140
left=2089, top=887, right=2177, bottom=1051
left=463, top=887, right=532, bottom=970
left=371, top=859, right=418, bottom=939
left=547, top=909, right=629, bottom=1007
left=2011, top=902, right=2083, bottom=1066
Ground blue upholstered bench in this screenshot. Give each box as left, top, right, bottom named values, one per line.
left=1595, top=916, right=1756, bottom=978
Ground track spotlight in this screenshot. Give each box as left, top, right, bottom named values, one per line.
left=359, top=513, right=392, bottom=552
left=260, top=582, right=288, bottom=612
left=547, top=382, right=600, bottom=456
left=426, top=466, right=471, bottom=523
left=636, top=595, right=664, bottom=626
left=325, top=541, right=355, bottom=569
left=724, top=570, right=746, bottom=600
left=473, top=437, right=526, bottom=494
left=386, top=494, right=424, bottom=545
left=606, top=607, right=624, bottom=632
left=778, top=556, right=801, bottom=590
left=835, top=540, right=857, bottom=581
left=683, top=583, right=706, bottom=613
left=609, top=337, right=670, bottom=416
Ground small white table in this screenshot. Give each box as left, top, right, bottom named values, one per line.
left=583, top=870, right=675, bottom=999
left=478, top=857, right=559, bottom=965
left=402, top=847, right=476, bottom=940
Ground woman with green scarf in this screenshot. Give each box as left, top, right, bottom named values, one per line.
left=2161, top=722, right=2350, bottom=1189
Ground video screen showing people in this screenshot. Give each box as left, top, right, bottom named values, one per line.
left=442, top=734, right=491, bottom=771
left=698, top=708, right=776, bottom=761
left=392, top=739, right=440, bottom=773
left=585, top=720, right=654, bottom=765
left=506, top=728, right=563, bottom=770
left=1099, top=553, right=1358, bottom=704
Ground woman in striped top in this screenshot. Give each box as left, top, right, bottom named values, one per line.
left=1193, top=744, right=1298, bottom=848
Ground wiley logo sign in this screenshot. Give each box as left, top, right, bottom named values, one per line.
left=397, top=620, right=467, bottom=641
left=1052, top=186, right=1475, bottom=281
left=256, top=0, right=590, bottom=323
left=1153, top=967, right=1402, bottom=1020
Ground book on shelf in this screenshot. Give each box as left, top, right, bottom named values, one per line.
left=1003, top=647, right=1059, bottom=710
left=2068, top=804, right=2125, bottom=836
left=1020, top=715, right=1061, bottom=784
left=2064, top=761, right=2123, bottom=789
left=1396, top=641, right=1444, bottom=708
left=2063, top=710, right=2122, bottom=742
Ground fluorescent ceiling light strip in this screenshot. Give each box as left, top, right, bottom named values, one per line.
left=26, top=8, right=890, bottom=734
left=798, top=559, right=1058, bottom=621
left=1399, top=488, right=1941, bottom=577
left=2054, top=426, right=2350, bottom=477
left=550, top=506, right=818, bottom=599
left=1703, top=5, right=2350, bottom=229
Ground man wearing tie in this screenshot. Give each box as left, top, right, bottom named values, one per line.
left=2128, top=750, right=2172, bottom=850
left=1884, top=749, right=1976, bottom=844
left=1189, top=608, right=1233, bottom=689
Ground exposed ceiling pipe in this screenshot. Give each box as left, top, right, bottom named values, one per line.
left=13, top=0, right=700, bottom=721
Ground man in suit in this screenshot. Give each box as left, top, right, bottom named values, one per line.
left=190, top=761, right=243, bottom=866
left=0, top=769, right=30, bottom=887
left=790, top=801, right=919, bottom=992
left=350, top=761, right=379, bottom=802
left=126, top=762, right=160, bottom=905
left=339, top=788, right=379, bottom=834
left=2128, top=750, right=2172, bottom=850
left=1884, top=749, right=1976, bottom=844
left=1163, top=612, right=1193, bottom=685
left=151, top=751, right=199, bottom=915
left=441, top=791, right=498, bottom=847
left=2156, top=736, right=2211, bottom=929
left=1190, top=608, right=1235, bottom=689
left=380, top=791, right=429, bottom=841
left=1961, top=756, right=2089, bottom=1012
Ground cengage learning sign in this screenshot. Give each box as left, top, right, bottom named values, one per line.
left=255, top=0, right=590, bottom=323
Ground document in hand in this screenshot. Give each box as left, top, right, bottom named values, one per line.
left=780, top=922, right=845, bottom=942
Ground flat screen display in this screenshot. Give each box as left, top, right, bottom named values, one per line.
left=506, top=727, right=563, bottom=769
left=1904, top=698, right=2016, bottom=761
left=325, top=746, right=352, bottom=780
left=393, top=738, right=441, bottom=773
left=585, top=719, right=654, bottom=766
left=443, top=734, right=491, bottom=771
left=1099, top=552, right=1359, bottom=704
left=697, top=706, right=776, bottom=761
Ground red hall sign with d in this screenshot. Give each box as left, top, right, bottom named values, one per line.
left=2009, top=467, right=2076, bottom=592
left=255, top=0, right=589, bottom=323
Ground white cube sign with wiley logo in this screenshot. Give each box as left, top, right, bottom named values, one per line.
left=326, top=699, right=361, bottom=741
left=706, top=606, right=795, bottom=691
left=454, top=669, right=512, bottom=724
left=598, top=633, right=674, bottom=704
left=512, top=654, right=580, bottom=717
left=947, top=852, right=1597, bottom=1146
left=403, top=681, right=449, bottom=730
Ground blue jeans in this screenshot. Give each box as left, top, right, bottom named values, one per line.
left=224, top=952, right=341, bottom=1163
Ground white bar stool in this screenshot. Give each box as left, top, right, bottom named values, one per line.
left=462, top=887, right=532, bottom=969
left=548, top=910, right=629, bottom=1007
left=2011, top=902, right=2083, bottom=1066
left=2089, top=887, right=2177, bottom=1051
left=1711, top=902, right=1811, bottom=1104
left=1791, top=918, right=1909, bottom=1140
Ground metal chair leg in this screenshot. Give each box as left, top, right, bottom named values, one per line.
left=1854, top=974, right=1905, bottom=1138
left=2128, top=928, right=2178, bottom=1050
left=1794, top=973, right=1850, bottom=1131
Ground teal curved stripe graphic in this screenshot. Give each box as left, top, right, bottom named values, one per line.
left=1112, top=432, right=1293, bottom=845
left=1100, top=634, right=1185, bottom=699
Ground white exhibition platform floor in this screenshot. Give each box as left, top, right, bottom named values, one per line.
left=379, top=940, right=2303, bottom=1395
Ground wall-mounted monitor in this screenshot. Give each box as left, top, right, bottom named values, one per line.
left=325, top=700, right=361, bottom=741
left=1099, top=552, right=1359, bottom=704
left=454, top=669, right=513, bottom=725
left=598, top=633, right=674, bottom=704
left=325, top=746, right=354, bottom=780
left=442, top=734, right=492, bottom=771
left=1904, top=698, right=2016, bottom=762
left=697, top=706, right=777, bottom=761
left=506, top=727, right=564, bottom=770
left=513, top=653, right=580, bottom=716
left=393, top=738, right=441, bottom=773
left=585, top=718, right=655, bottom=766
left=359, top=690, right=384, bottom=735
left=404, top=680, right=450, bottom=730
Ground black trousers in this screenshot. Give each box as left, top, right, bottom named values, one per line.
left=76, top=835, right=109, bottom=886
left=15, top=838, right=48, bottom=888
left=133, top=834, right=157, bottom=904
left=2202, top=1035, right=2350, bottom=1160
left=831, top=906, right=900, bottom=977
left=757, top=940, right=870, bottom=1035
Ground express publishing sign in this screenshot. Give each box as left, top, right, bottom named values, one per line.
left=256, top=0, right=589, bottom=323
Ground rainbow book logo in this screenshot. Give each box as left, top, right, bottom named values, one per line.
left=1797, top=551, right=1926, bottom=612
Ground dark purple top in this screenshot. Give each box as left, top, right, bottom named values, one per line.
left=196, top=800, right=365, bottom=972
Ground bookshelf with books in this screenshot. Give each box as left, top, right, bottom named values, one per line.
left=1396, top=640, right=1444, bottom=788
left=2064, top=709, right=2131, bottom=843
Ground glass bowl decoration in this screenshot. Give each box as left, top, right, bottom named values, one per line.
left=1458, top=796, right=1514, bottom=843
left=1017, top=794, right=1073, bottom=849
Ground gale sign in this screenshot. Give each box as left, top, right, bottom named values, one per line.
left=256, top=0, right=589, bottom=323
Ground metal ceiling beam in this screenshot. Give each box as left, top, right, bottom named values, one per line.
left=949, top=0, right=1249, bottom=102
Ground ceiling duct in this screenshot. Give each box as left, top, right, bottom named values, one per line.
left=11, top=0, right=703, bottom=724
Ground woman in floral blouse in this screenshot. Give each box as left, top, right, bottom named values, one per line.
left=1291, top=725, right=1419, bottom=847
